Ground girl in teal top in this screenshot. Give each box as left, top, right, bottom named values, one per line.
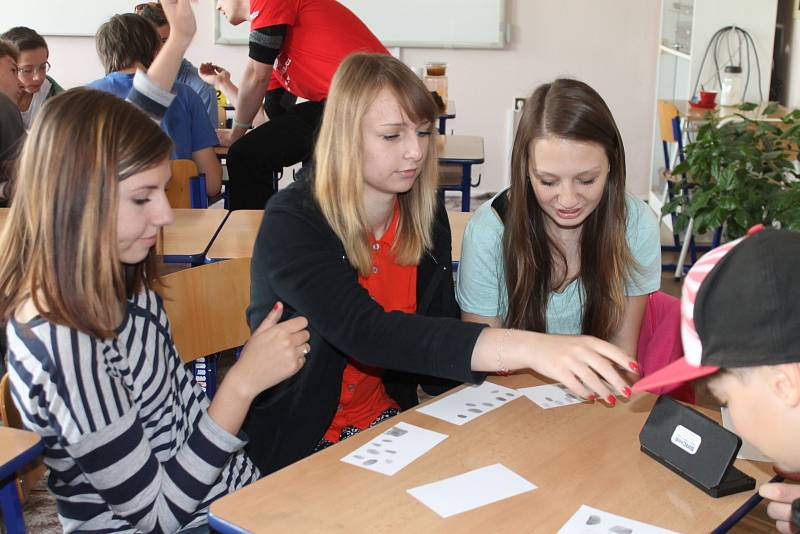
left=457, top=79, right=660, bottom=359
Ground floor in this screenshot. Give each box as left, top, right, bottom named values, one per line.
left=7, top=193, right=778, bottom=533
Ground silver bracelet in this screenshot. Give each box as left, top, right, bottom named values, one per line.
left=232, top=118, right=253, bottom=130
left=496, top=329, right=512, bottom=376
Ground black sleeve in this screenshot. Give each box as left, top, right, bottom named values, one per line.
left=248, top=186, right=487, bottom=385
left=248, top=24, right=288, bottom=65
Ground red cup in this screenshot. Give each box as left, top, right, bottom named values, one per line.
left=698, top=90, right=717, bottom=107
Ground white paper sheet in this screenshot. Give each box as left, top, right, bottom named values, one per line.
left=407, top=463, right=537, bottom=518
left=416, top=380, right=521, bottom=425
left=557, top=505, right=679, bottom=534
left=340, top=422, right=448, bottom=476
left=519, top=383, right=586, bottom=409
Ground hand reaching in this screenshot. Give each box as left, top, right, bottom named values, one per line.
left=521, top=333, right=638, bottom=405
left=199, top=63, right=231, bottom=88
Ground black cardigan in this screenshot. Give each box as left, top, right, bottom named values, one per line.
left=243, top=180, right=487, bottom=475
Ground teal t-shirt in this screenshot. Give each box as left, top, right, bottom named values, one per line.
left=455, top=190, right=661, bottom=334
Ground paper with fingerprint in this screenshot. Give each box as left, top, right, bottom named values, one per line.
left=416, top=381, right=521, bottom=425
left=340, top=422, right=448, bottom=476
left=518, top=383, right=585, bottom=409
left=557, top=505, right=678, bottom=534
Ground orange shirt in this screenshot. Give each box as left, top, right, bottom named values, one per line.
left=323, top=205, right=417, bottom=443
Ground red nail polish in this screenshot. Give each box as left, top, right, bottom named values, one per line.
left=272, top=302, right=280, bottom=312
left=629, top=362, right=640, bottom=374
left=622, top=387, right=632, bottom=398
left=588, top=394, right=597, bottom=401
left=606, top=395, right=617, bottom=406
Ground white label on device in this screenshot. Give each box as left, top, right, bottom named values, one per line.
left=671, top=424, right=701, bottom=455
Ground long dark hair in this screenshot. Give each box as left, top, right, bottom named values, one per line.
left=0, top=88, right=171, bottom=338
left=503, top=78, right=633, bottom=340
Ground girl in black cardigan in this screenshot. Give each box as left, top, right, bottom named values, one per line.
left=244, top=53, right=640, bottom=475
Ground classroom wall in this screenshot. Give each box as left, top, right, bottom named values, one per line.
left=777, top=0, right=800, bottom=108
left=40, top=0, right=659, bottom=197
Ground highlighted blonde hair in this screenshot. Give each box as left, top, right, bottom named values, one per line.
left=313, top=53, right=439, bottom=276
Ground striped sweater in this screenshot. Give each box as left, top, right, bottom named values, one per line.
left=6, top=288, right=260, bottom=533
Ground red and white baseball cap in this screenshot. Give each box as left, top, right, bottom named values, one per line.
left=633, top=225, right=800, bottom=393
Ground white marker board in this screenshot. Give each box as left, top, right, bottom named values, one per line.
left=3, top=1, right=135, bottom=37
left=215, top=0, right=508, bottom=49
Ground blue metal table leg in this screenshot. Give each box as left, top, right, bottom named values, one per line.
left=0, top=475, right=26, bottom=534
left=461, top=164, right=471, bottom=212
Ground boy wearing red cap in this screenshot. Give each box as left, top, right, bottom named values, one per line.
left=634, top=226, right=800, bottom=533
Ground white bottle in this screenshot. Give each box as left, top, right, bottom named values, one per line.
left=719, top=65, right=744, bottom=106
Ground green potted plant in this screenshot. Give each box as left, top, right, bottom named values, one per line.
left=662, top=103, right=800, bottom=241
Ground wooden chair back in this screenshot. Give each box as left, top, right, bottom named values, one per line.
left=438, top=163, right=463, bottom=187
left=166, top=159, right=200, bottom=209
left=657, top=100, right=681, bottom=143
left=157, top=258, right=252, bottom=363
left=1, top=373, right=46, bottom=503
left=0, top=373, right=22, bottom=430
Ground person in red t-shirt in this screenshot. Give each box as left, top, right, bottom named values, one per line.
left=216, top=0, right=387, bottom=210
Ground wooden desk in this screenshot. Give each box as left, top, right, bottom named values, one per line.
left=209, top=374, right=772, bottom=533
left=0, top=427, right=44, bottom=534
left=214, top=145, right=229, bottom=159
left=206, top=210, right=263, bottom=261
left=159, top=209, right=229, bottom=264
left=438, top=135, right=484, bottom=212
left=678, top=100, right=789, bottom=124
left=447, top=210, right=472, bottom=263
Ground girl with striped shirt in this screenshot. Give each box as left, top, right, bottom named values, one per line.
left=0, top=2, right=309, bottom=532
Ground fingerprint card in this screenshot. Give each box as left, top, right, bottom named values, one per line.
left=416, top=381, right=522, bottom=425
left=519, top=383, right=586, bottom=409
left=557, top=505, right=679, bottom=534
left=340, top=422, right=448, bottom=476
left=407, top=463, right=537, bottom=518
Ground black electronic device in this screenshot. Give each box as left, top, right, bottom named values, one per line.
left=639, top=395, right=756, bottom=498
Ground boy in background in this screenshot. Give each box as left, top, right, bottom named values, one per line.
left=89, top=13, right=222, bottom=197
left=634, top=226, right=800, bottom=534
left=135, top=1, right=218, bottom=128
left=0, top=38, right=24, bottom=206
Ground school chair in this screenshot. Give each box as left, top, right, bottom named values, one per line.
left=166, top=159, right=208, bottom=209
left=636, top=291, right=695, bottom=404
left=157, top=258, right=252, bottom=399
left=656, top=101, right=720, bottom=277
left=0, top=375, right=46, bottom=511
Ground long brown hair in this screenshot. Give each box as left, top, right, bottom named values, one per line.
left=503, top=78, right=633, bottom=340
left=0, top=88, right=171, bottom=338
left=314, top=53, right=439, bottom=276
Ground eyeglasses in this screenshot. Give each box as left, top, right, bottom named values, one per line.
left=134, top=2, right=161, bottom=14
left=18, top=61, right=50, bottom=79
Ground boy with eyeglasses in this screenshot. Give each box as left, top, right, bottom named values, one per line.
left=1, top=27, right=64, bottom=129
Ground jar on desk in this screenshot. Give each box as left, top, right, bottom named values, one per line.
left=719, top=65, right=744, bottom=107
left=423, top=61, right=448, bottom=104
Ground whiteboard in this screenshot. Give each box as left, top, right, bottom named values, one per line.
left=215, top=0, right=508, bottom=49
left=3, top=1, right=135, bottom=37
